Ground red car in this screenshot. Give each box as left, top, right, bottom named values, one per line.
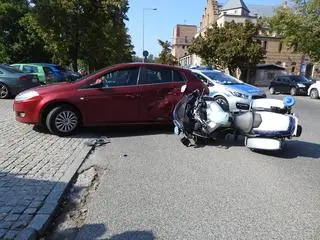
left=13, top=63, right=207, bottom=136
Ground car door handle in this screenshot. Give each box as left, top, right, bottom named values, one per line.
left=125, top=94, right=139, bottom=99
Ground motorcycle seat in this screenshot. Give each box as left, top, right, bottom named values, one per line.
left=233, top=112, right=262, bottom=134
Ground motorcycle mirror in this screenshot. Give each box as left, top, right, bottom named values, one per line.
left=181, top=85, right=187, bottom=93
left=283, top=96, right=295, bottom=108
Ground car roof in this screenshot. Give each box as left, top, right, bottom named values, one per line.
left=110, top=62, right=190, bottom=71
left=278, top=75, right=304, bottom=78
left=11, top=63, right=39, bottom=67
left=29, top=63, right=58, bottom=66
left=190, top=69, right=222, bottom=73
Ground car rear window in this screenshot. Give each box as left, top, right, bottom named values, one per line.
left=23, top=65, right=39, bottom=73
left=173, top=70, right=185, bottom=82
left=0, top=65, right=23, bottom=73
left=139, top=67, right=172, bottom=84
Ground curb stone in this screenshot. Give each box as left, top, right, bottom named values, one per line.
left=16, top=144, right=94, bottom=240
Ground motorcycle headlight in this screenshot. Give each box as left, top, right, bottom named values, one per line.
left=229, top=90, right=249, bottom=99
left=15, top=90, right=39, bottom=101
left=297, top=83, right=306, bottom=88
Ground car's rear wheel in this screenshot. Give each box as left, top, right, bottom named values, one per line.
left=0, top=83, right=10, bottom=99
left=269, top=87, right=275, bottom=95
left=310, top=88, right=319, bottom=99
left=46, top=105, right=80, bottom=136
left=214, top=96, right=229, bottom=112
left=290, top=87, right=297, bottom=96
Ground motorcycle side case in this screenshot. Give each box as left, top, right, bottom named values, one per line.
left=251, top=98, right=287, bottom=113
left=245, top=137, right=284, bottom=150
left=251, top=112, right=296, bottom=137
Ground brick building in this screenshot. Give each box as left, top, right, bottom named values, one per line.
left=173, top=0, right=319, bottom=80
left=172, top=24, right=197, bottom=61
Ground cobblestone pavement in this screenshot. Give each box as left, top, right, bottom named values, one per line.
left=0, top=100, right=92, bottom=239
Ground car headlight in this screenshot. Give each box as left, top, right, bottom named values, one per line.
left=228, top=90, right=249, bottom=99
left=15, top=90, right=39, bottom=101
left=297, top=83, right=306, bottom=88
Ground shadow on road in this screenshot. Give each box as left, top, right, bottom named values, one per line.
left=33, top=124, right=174, bottom=139
left=71, top=223, right=155, bottom=240
left=252, top=140, right=320, bottom=159
left=110, top=230, right=155, bottom=240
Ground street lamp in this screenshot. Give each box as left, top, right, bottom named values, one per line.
left=143, top=7, right=157, bottom=61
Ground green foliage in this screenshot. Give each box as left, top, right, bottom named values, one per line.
left=269, top=0, right=320, bottom=62
left=188, top=21, right=264, bottom=80
left=0, top=0, right=51, bottom=63
left=0, top=0, right=135, bottom=71
left=156, top=40, right=177, bottom=65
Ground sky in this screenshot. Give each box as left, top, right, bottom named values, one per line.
left=126, top=0, right=283, bottom=58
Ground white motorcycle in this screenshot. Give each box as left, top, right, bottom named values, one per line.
left=173, top=86, right=302, bottom=151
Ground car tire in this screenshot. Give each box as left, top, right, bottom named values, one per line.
left=269, top=87, right=275, bottom=95
left=290, top=87, right=297, bottom=96
left=46, top=105, right=80, bottom=136
left=0, top=82, right=10, bottom=99
left=310, top=88, right=319, bottom=99
left=214, top=96, right=230, bottom=112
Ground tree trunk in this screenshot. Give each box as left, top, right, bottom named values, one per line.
left=246, top=68, right=251, bottom=83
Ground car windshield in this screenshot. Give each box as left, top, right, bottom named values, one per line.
left=53, top=65, right=66, bottom=72
left=71, top=66, right=112, bottom=83
left=0, top=65, right=23, bottom=73
left=202, top=71, right=243, bottom=85
left=291, top=75, right=312, bottom=83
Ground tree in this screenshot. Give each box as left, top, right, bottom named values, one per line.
left=21, top=0, right=134, bottom=71
left=269, top=0, right=320, bottom=62
left=156, top=40, right=177, bottom=65
left=188, top=21, right=264, bottom=82
left=0, top=0, right=51, bottom=63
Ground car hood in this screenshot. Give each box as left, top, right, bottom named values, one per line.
left=32, top=82, right=73, bottom=94
left=230, top=83, right=264, bottom=95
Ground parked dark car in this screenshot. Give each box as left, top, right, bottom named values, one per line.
left=0, top=64, right=41, bottom=99
left=13, top=63, right=208, bottom=136
left=269, top=75, right=314, bottom=96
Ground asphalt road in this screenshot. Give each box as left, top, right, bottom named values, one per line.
left=74, top=94, right=320, bottom=240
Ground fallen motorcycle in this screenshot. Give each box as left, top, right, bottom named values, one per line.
left=173, top=85, right=302, bottom=151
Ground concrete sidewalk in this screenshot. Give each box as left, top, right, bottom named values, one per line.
left=0, top=100, right=93, bottom=240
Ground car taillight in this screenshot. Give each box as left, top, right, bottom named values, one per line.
left=19, top=75, right=30, bottom=81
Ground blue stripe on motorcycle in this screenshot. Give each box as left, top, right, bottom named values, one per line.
left=253, top=116, right=296, bottom=137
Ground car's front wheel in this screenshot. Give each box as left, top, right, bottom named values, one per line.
left=310, top=88, right=319, bottom=99
left=46, top=105, right=80, bottom=136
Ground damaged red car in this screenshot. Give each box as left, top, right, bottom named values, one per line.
left=13, top=63, right=207, bottom=136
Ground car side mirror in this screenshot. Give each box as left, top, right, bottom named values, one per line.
left=207, top=81, right=214, bottom=87
left=181, top=85, right=187, bottom=93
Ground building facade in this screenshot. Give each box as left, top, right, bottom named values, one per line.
left=171, top=24, right=197, bottom=61
left=173, top=0, right=319, bottom=79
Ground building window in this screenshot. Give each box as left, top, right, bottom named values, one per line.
left=291, top=66, right=295, bottom=72
left=278, top=42, right=283, bottom=53
left=263, top=41, right=268, bottom=51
